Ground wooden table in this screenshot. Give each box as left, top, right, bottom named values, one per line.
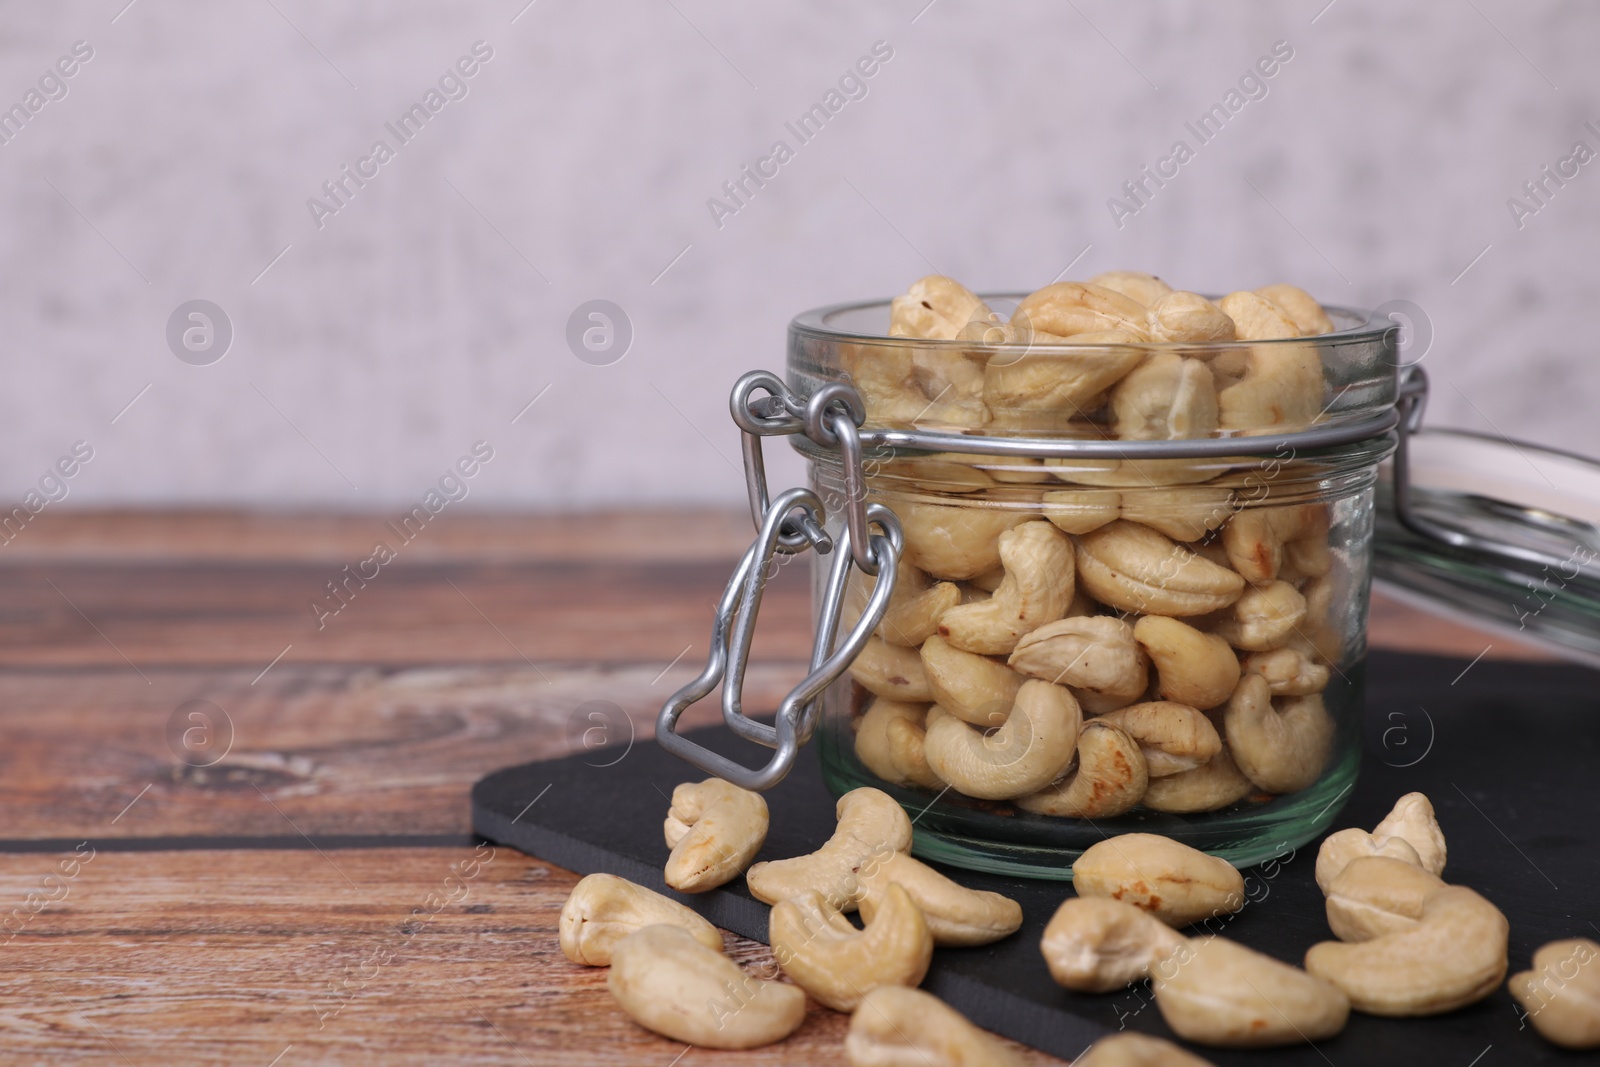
left=0, top=512, right=1547, bottom=1065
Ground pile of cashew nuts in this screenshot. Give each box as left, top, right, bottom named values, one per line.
left=555, top=782, right=1598, bottom=1061
left=839, top=271, right=1353, bottom=819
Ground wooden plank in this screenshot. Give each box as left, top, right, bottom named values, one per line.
left=0, top=848, right=1061, bottom=1066
left=0, top=663, right=807, bottom=840
left=5, top=509, right=758, bottom=563
left=0, top=556, right=814, bottom=668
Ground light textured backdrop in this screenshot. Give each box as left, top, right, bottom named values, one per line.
left=1, top=0, right=1594, bottom=511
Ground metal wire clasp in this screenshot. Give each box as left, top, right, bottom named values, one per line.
left=655, top=372, right=901, bottom=791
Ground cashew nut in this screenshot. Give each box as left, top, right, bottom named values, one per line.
left=1144, top=291, right=1237, bottom=344
left=608, top=924, right=805, bottom=1048
left=851, top=636, right=933, bottom=703
left=1134, top=615, right=1240, bottom=710
left=1090, top=270, right=1174, bottom=307
left=663, top=779, right=769, bottom=893
left=1240, top=647, right=1329, bottom=696
left=1314, top=831, right=1422, bottom=894
left=1510, top=938, right=1600, bottom=1050
left=1153, top=936, right=1349, bottom=1047
left=840, top=338, right=990, bottom=430
left=1297, top=573, right=1345, bottom=663
left=984, top=332, right=1147, bottom=424
left=1119, top=486, right=1234, bottom=542
left=1007, top=616, right=1149, bottom=715
left=855, top=698, right=942, bottom=790
left=1210, top=580, right=1307, bottom=652
left=1076, top=1032, right=1218, bottom=1067
left=890, top=275, right=1001, bottom=340
left=1222, top=503, right=1327, bottom=584
left=1013, top=281, right=1151, bottom=340
left=1141, top=746, right=1256, bottom=813
left=1217, top=291, right=1302, bottom=341
left=746, top=787, right=913, bottom=910
left=1110, top=352, right=1220, bottom=442
left=1040, top=896, right=1186, bottom=993
left=1073, top=833, right=1244, bottom=928
left=921, top=634, right=1023, bottom=726
left=1223, top=676, right=1334, bottom=793
left=1323, top=855, right=1446, bottom=943
left=1216, top=343, right=1325, bottom=432
left=873, top=556, right=962, bottom=647
left=1314, top=791, right=1448, bottom=891
left=1095, top=701, right=1222, bottom=778
left=845, top=986, right=1029, bottom=1067
left=899, top=502, right=1034, bottom=581
left=558, top=873, right=723, bottom=966
left=771, top=883, right=933, bottom=1012
left=1016, top=720, right=1148, bottom=817
left=937, top=521, right=1074, bottom=655
left=856, top=851, right=1023, bottom=947
left=1304, top=886, right=1509, bottom=1016
left=1077, top=521, right=1246, bottom=617
left=1042, top=488, right=1122, bottom=535
left=922, top=680, right=1081, bottom=800
left=1256, top=283, right=1334, bottom=336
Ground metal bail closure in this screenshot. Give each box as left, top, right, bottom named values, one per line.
left=655, top=487, right=902, bottom=791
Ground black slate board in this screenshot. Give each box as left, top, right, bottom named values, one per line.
left=473, top=651, right=1600, bottom=1064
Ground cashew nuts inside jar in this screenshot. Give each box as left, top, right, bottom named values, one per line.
left=790, top=276, right=1400, bottom=875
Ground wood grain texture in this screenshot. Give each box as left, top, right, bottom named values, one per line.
left=0, top=509, right=1530, bottom=1065
left=0, top=848, right=1058, bottom=1066
left=0, top=663, right=803, bottom=840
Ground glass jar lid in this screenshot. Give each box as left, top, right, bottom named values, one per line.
left=1377, top=367, right=1600, bottom=666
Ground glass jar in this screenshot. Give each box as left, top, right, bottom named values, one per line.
left=787, top=295, right=1400, bottom=876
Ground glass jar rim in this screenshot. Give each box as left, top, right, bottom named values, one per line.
left=790, top=293, right=1393, bottom=352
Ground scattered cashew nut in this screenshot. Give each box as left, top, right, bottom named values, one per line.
left=937, top=520, right=1075, bottom=655
left=1323, top=855, right=1446, bottom=943
left=770, top=883, right=933, bottom=1012
left=1040, top=896, right=1186, bottom=993
left=607, top=924, right=806, bottom=1049
left=1314, top=791, right=1447, bottom=891
left=1510, top=938, right=1600, bottom=1050
left=746, top=787, right=913, bottom=910
left=1134, top=615, right=1241, bottom=711
left=559, top=873, right=723, bottom=966
left=1016, top=720, right=1148, bottom=817
left=664, top=779, right=769, bottom=893
left=1154, top=936, right=1349, bottom=1047
left=1304, top=885, right=1509, bottom=1016
left=1072, top=833, right=1244, bottom=928
left=1075, top=1032, right=1218, bottom=1067
left=1223, top=675, right=1335, bottom=794
left=922, top=680, right=1082, bottom=800
left=845, top=986, right=1029, bottom=1067
left=856, top=850, right=1023, bottom=947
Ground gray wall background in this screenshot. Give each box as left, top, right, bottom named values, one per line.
left=1, top=1, right=1593, bottom=511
